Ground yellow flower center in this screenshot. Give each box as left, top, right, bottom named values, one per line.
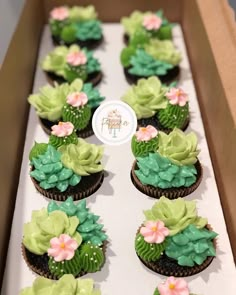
left=151, top=226, right=158, bottom=232
left=140, top=127, right=147, bottom=132
left=59, top=121, right=63, bottom=126
left=169, top=284, right=175, bottom=290
left=176, top=89, right=181, bottom=97
left=60, top=243, right=65, bottom=249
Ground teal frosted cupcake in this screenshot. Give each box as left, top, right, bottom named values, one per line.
left=22, top=198, right=108, bottom=279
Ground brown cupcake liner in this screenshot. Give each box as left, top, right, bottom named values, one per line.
left=52, top=35, right=104, bottom=50
left=131, top=159, right=203, bottom=199
left=22, top=240, right=107, bottom=280
left=123, top=33, right=129, bottom=45
left=136, top=224, right=216, bottom=277
left=30, top=167, right=104, bottom=201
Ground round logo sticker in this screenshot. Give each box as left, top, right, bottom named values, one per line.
left=92, top=101, right=137, bottom=145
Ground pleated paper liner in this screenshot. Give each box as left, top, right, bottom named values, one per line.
left=22, top=241, right=107, bottom=280
left=30, top=167, right=104, bottom=201
left=131, top=160, right=203, bottom=199
left=123, top=66, right=180, bottom=85
left=46, top=71, right=103, bottom=88
left=52, top=35, right=104, bottom=50
left=136, top=225, right=216, bottom=277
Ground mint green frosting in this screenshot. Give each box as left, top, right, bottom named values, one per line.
left=158, top=102, right=189, bottom=129
left=28, top=79, right=84, bottom=121
left=62, top=104, right=91, bottom=131
left=69, top=5, right=98, bottom=22
left=165, top=224, right=217, bottom=266
left=23, top=209, right=82, bottom=255
left=85, top=49, right=101, bottom=74
left=30, top=145, right=81, bottom=192
left=122, top=76, right=167, bottom=119
left=48, top=197, right=108, bottom=246
left=158, top=129, right=200, bottom=166
left=79, top=242, right=104, bottom=272
left=49, top=130, right=78, bottom=149
left=144, top=196, right=208, bottom=236
left=58, top=139, right=104, bottom=176
left=76, top=20, right=102, bottom=41
left=131, top=136, right=159, bottom=157
left=29, top=142, right=48, bottom=161
left=20, top=275, right=101, bottom=295
left=82, top=83, right=105, bottom=108
left=145, top=39, right=181, bottom=66
left=135, top=153, right=197, bottom=189
left=135, top=233, right=167, bottom=262
left=49, top=249, right=81, bottom=278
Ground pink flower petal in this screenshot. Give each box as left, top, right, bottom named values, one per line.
left=144, top=233, right=157, bottom=243
left=64, top=248, right=75, bottom=260
left=140, top=226, right=154, bottom=236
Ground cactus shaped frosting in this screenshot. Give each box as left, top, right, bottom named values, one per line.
left=30, top=145, right=81, bottom=192
left=79, top=242, right=104, bottom=272
left=49, top=122, right=78, bottom=149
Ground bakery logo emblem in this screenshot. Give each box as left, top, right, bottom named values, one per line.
left=92, top=101, right=137, bottom=145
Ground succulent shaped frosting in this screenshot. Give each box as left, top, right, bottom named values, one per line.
left=122, top=76, right=167, bottom=119
left=68, top=5, right=98, bottom=21
left=79, top=242, right=105, bottom=272
left=144, top=196, right=207, bottom=236
left=165, top=224, right=217, bottom=266
left=30, top=145, right=81, bottom=192
left=121, top=11, right=150, bottom=37
left=48, top=197, right=108, bottom=246
left=158, top=129, right=199, bottom=166
left=77, top=20, right=102, bottom=41
left=58, top=138, right=103, bottom=176
left=49, top=122, right=78, bottom=149
left=20, top=274, right=101, bottom=295
left=82, top=83, right=105, bottom=108
left=29, top=142, right=48, bottom=161
left=135, top=153, right=197, bottom=189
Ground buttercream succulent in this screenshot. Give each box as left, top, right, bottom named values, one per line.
left=20, top=274, right=101, bottom=295
left=158, top=129, right=200, bottom=166
left=69, top=5, right=98, bottom=21
left=77, top=20, right=102, bottom=41
left=58, top=138, right=103, bottom=176
left=144, top=196, right=207, bottom=236
left=121, top=11, right=149, bottom=37
left=82, top=82, right=105, bottom=108
left=122, top=76, right=167, bottom=119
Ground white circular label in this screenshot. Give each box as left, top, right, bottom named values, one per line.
left=92, top=101, right=137, bottom=145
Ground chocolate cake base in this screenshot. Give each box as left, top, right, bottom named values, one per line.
left=124, top=66, right=180, bottom=85
left=30, top=168, right=104, bottom=201
left=52, top=35, right=104, bottom=50
left=123, top=33, right=129, bottom=45
left=131, top=160, right=203, bottom=199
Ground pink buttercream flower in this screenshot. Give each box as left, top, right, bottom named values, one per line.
left=135, top=125, right=158, bottom=142
left=166, top=88, right=189, bottom=107
left=66, top=51, right=87, bottom=66
left=140, top=221, right=169, bottom=243
left=158, top=277, right=189, bottom=295
left=143, top=14, right=162, bottom=31
left=67, top=92, right=88, bottom=107
left=51, top=122, right=74, bottom=137
left=48, top=234, right=78, bottom=262
left=50, top=6, right=69, bottom=21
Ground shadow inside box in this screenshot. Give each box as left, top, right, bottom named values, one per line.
left=179, top=66, right=192, bottom=82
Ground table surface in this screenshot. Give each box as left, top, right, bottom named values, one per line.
left=2, top=24, right=236, bottom=295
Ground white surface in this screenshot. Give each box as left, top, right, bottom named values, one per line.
left=2, top=24, right=236, bottom=295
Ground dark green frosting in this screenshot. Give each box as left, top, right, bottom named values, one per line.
left=49, top=130, right=78, bottom=149
left=64, top=64, right=88, bottom=83
left=158, top=103, right=189, bottom=129
left=62, top=104, right=91, bottom=131
left=76, top=20, right=102, bottom=41
left=82, top=83, right=105, bottom=108
left=135, top=233, right=167, bottom=262
left=29, top=142, right=48, bottom=161
left=48, top=249, right=81, bottom=278
left=131, top=136, right=159, bottom=158
left=79, top=242, right=104, bottom=272
left=153, top=290, right=160, bottom=295
left=50, top=19, right=68, bottom=37
left=61, top=24, right=77, bottom=43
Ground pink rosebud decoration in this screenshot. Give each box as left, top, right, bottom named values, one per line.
left=140, top=221, right=169, bottom=243
left=50, top=6, right=69, bottom=21
left=143, top=14, right=162, bottom=31
left=67, top=92, right=88, bottom=107
left=166, top=88, right=189, bottom=107
left=135, top=125, right=158, bottom=142
left=66, top=51, right=87, bottom=66
left=51, top=122, right=74, bottom=137
left=158, top=277, right=189, bottom=295
left=48, top=234, right=78, bottom=262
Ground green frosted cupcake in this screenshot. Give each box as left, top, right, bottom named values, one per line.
left=22, top=198, right=108, bottom=279
left=29, top=127, right=104, bottom=201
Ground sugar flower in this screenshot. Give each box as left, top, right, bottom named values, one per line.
left=48, top=234, right=78, bottom=262
left=50, top=6, right=69, bottom=21
left=66, top=92, right=88, bottom=107
left=143, top=14, right=162, bottom=31
left=140, top=220, right=169, bottom=243
left=51, top=122, right=74, bottom=137
left=166, top=88, right=189, bottom=107
left=158, top=276, right=189, bottom=295
left=66, top=51, right=87, bottom=66
left=135, top=125, right=158, bottom=142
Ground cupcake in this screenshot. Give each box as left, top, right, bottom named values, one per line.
left=22, top=198, right=108, bottom=279
left=153, top=276, right=198, bottom=295
left=28, top=79, right=105, bottom=137
left=49, top=5, right=103, bottom=49
left=122, top=77, right=190, bottom=132
left=42, top=45, right=102, bottom=86
left=20, top=274, right=101, bottom=295
left=131, top=128, right=202, bottom=199
left=120, top=36, right=181, bottom=84
left=135, top=196, right=218, bottom=277
left=121, top=10, right=174, bottom=44
left=29, top=127, right=104, bottom=201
